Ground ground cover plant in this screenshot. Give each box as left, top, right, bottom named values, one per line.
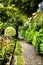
left=15, top=41, right=24, bottom=65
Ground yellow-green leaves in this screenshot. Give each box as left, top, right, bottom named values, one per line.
left=4, top=27, right=16, bottom=36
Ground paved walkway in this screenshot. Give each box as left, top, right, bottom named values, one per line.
left=20, top=39, right=43, bottom=65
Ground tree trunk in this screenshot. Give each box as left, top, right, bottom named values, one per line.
left=16, top=26, right=18, bottom=39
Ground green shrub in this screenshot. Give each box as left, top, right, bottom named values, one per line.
left=32, top=32, right=39, bottom=48
left=32, top=29, right=43, bottom=54
left=24, top=29, right=35, bottom=43
left=40, top=44, right=43, bottom=54
left=39, top=29, right=43, bottom=54
left=21, top=30, right=26, bottom=37
left=4, top=27, right=16, bottom=37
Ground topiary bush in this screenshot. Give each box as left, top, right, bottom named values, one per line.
left=4, top=27, right=16, bottom=37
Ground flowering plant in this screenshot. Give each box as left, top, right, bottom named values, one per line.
left=38, top=1, right=43, bottom=12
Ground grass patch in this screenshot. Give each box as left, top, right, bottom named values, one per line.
left=15, top=40, right=24, bottom=65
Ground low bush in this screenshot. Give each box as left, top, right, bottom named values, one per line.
left=32, top=32, right=39, bottom=48
left=24, top=29, right=35, bottom=43
left=32, top=29, right=43, bottom=54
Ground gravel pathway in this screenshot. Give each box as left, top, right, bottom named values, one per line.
left=20, top=39, right=43, bottom=65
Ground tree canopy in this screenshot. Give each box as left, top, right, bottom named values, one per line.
left=12, top=0, right=42, bottom=16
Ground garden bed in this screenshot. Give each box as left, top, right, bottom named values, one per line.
left=0, top=36, right=16, bottom=65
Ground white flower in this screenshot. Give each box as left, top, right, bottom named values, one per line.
left=38, top=3, right=41, bottom=7
left=0, top=3, right=4, bottom=7
left=32, top=13, right=36, bottom=16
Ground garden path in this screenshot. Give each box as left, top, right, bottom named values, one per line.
left=20, top=37, right=43, bottom=65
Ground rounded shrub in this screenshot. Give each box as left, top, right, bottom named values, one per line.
left=4, top=27, right=16, bottom=37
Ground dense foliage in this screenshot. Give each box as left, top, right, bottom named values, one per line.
left=0, top=0, right=28, bottom=36
left=13, top=0, right=41, bottom=15
left=24, top=30, right=34, bottom=43
left=0, top=0, right=27, bottom=64
left=0, top=36, right=15, bottom=65
left=0, top=0, right=43, bottom=64
left=32, top=32, right=39, bottom=48
left=21, top=10, right=43, bottom=55
left=33, top=29, right=43, bottom=54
